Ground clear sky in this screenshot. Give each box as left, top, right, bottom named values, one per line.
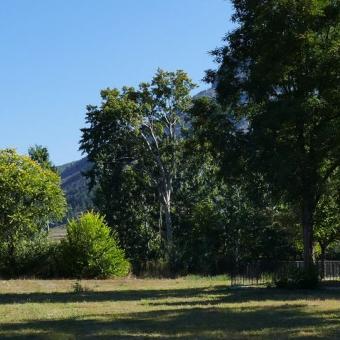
left=0, top=0, right=233, bottom=165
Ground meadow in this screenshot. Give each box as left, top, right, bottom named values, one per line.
left=0, top=277, right=339, bottom=339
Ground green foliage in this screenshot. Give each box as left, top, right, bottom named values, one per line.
left=0, top=231, right=57, bottom=277
left=205, top=0, right=340, bottom=268
left=315, top=170, right=340, bottom=256
left=80, top=69, right=196, bottom=266
left=28, top=144, right=57, bottom=172
left=0, top=149, right=66, bottom=275
left=78, top=69, right=301, bottom=276
left=174, top=100, right=299, bottom=274
left=275, top=265, right=319, bottom=289
left=60, top=212, right=130, bottom=278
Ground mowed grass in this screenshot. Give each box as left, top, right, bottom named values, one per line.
left=0, top=277, right=339, bottom=339
left=48, top=226, right=66, bottom=242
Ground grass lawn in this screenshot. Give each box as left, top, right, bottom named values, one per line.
left=0, top=277, right=339, bottom=339
left=48, top=226, right=66, bottom=242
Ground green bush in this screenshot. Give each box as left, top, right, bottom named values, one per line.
left=60, top=212, right=130, bottom=278
left=0, top=231, right=57, bottom=278
left=275, top=265, right=320, bottom=289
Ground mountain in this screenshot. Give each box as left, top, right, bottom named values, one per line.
left=194, top=88, right=216, bottom=99
left=57, top=157, right=94, bottom=221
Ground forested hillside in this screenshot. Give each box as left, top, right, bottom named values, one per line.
left=57, top=157, right=94, bottom=220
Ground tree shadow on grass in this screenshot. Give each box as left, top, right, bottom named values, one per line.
left=0, top=287, right=339, bottom=339
left=0, top=286, right=226, bottom=305
left=149, top=286, right=340, bottom=307
left=0, top=303, right=339, bottom=339
left=0, top=285, right=339, bottom=305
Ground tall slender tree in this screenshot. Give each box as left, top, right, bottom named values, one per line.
left=80, top=69, right=196, bottom=261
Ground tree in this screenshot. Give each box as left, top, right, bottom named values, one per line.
left=80, top=69, right=196, bottom=261
left=28, top=145, right=57, bottom=172
left=167, top=96, right=298, bottom=274
left=0, top=149, right=66, bottom=274
left=207, top=0, right=340, bottom=269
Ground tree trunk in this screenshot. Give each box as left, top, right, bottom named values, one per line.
left=302, top=201, right=314, bottom=270
left=7, top=237, right=16, bottom=277
left=162, top=176, right=173, bottom=261
left=158, top=203, right=163, bottom=238
left=319, top=244, right=326, bottom=279
left=164, top=199, right=173, bottom=256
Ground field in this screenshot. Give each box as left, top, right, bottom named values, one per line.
left=48, top=226, right=66, bottom=242
left=0, top=277, right=339, bottom=339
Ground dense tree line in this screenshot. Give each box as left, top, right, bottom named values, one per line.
left=80, top=0, right=340, bottom=278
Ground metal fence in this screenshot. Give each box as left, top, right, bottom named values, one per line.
left=230, top=260, right=340, bottom=286
left=318, top=261, right=340, bottom=281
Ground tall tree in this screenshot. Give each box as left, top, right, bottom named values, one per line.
left=180, top=100, right=299, bottom=273
left=207, top=0, right=340, bottom=268
left=80, top=69, right=196, bottom=261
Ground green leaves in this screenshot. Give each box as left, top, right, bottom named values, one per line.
left=207, top=0, right=340, bottom=267
left=80, top=69, right=196, bottom=266
left=61, top=212, right=130, bottom=278
left=28, top=145, right=57, bottom=172
left=0, top=149, right=66, bottom=275
left=0, top=149, right=66, bottom=237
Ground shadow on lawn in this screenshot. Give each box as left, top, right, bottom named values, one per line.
left=0, top=285, right=339, bottom=305
left=1, top=287, right=340, bottom=339
left=0, top=302, right=339, bottom=339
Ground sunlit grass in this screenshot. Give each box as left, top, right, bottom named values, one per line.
left=0, top=278, right=339, bottom=339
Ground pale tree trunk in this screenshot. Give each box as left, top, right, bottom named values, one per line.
left=163, top=185, right=173, bottom=260
left=141, top=109, right=177, bottom=262
left=158, top=203, right=163, bottom=237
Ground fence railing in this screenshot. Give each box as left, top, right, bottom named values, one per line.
left=318, top=260, right=340, bottom=281
left=230, top=260, right=340, bottom=286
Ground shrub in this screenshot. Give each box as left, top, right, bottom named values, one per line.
left=0, top=231, right=57, bottom=278
left=60, top=212, right=130, bottom=278
left=275, top=265, right=319, bottom=289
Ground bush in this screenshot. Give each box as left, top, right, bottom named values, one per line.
left=275, top=265, right=320, bottom=289
left=0, top=231, right=57, bottom=278
left=60, top=212, right=130, bottom=278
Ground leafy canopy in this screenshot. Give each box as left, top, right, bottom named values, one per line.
left=204, top=0, right=340, bottom=267
left=80, top=69, right=196, bottom=265
left=0, top=149, right=66, bottom=239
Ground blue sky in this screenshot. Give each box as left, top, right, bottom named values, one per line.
left=0, top=0, right=233, bottom=165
